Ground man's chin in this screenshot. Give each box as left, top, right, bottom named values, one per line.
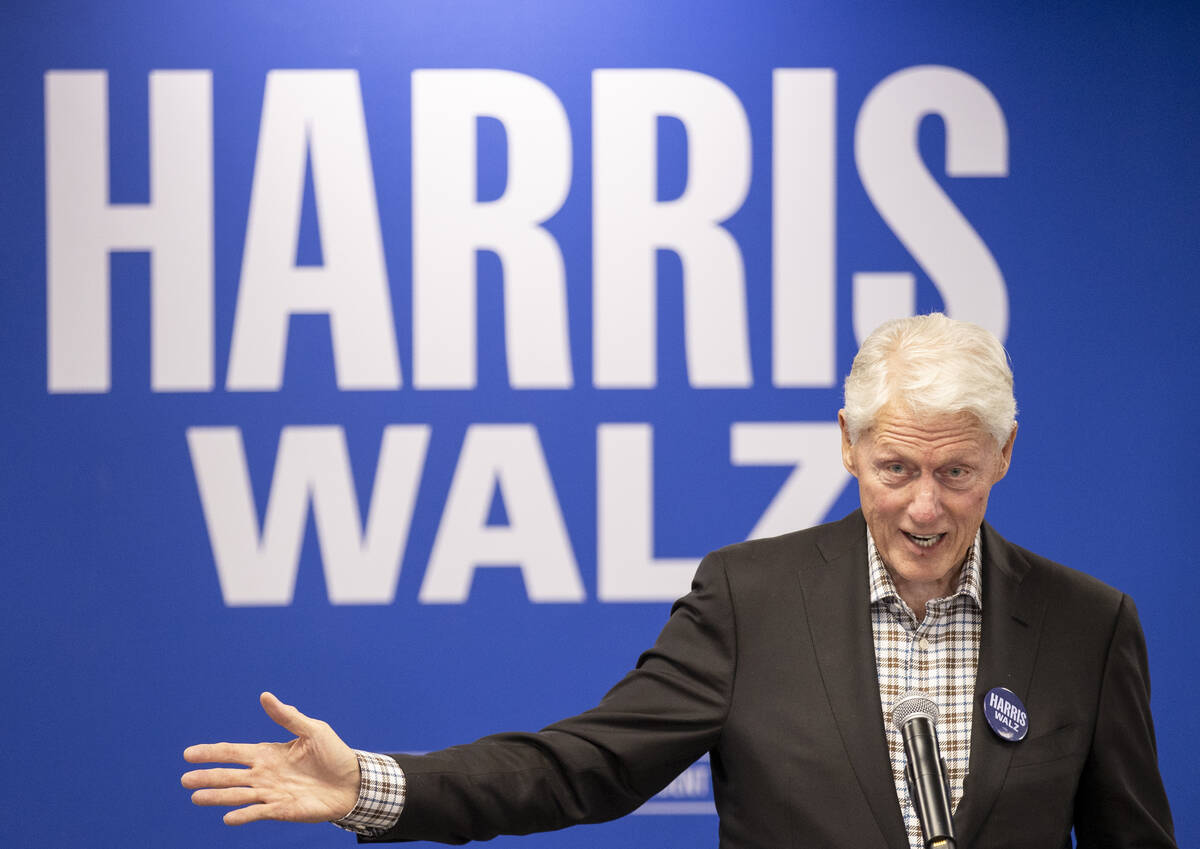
left=887, top=556, right=960, bottom=588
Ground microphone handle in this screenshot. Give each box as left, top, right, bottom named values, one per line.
left=901, top=715, right=956, bottom=848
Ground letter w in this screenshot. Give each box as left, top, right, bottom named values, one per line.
left=187, top=426, right=429, bottom=605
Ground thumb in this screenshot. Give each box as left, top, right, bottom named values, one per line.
left=259, top=691, right=314, bottom=737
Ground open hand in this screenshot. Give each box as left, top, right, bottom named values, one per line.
left=181, top=692, right=360, bottom=825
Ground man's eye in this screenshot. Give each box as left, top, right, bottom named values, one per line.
left=887, top=464, right=904, bottom=475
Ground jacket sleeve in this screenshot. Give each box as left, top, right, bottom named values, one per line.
left=361, top=549, right=737, bottom=844
left=1072, top=594, right=1176, bottom=848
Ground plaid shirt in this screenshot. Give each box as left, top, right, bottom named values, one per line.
left=332, top=750, right=406, bottom=837
left=338, top=530, right=985, bottom=842
left=870, top=528, right=983, bottom=849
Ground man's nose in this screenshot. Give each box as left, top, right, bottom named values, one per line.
left=908, top=476, right=943, bottom=524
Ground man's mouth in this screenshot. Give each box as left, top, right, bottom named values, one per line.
left=903, top=531, right=945, bottom=549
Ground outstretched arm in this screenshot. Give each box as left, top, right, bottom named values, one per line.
left=181, top=692, right=361, bottom=825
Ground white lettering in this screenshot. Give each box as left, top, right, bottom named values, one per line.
left=412, top=70, right=573, bottom=389
left=730, top=422, right=850, bottom=539
left=420, top=424, right=584, bottom=603
left=45, top=70, right=213, bottom=392
left=597, top=423, right=698, bottom=601
left=187, top=425, right=428, bottom=605
left=227, top=70, right=401, bottom=391
left=658, top=763, right=712, bottom=798
left=593, top=69, right=752, bottom=388
left=854, top=65, right=1009, bottom=342
left=772, top=69, right=837, bottom=387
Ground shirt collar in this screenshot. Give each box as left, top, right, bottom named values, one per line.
left=867, top=528, right=984, bottom=611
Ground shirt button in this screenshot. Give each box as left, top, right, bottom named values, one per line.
left=918, top=637, right=930, bottom=650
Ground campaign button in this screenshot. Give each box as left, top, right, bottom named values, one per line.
left=983, top=686, right=1029, bottom=741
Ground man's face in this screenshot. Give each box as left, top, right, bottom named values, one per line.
left=839, top=404, right=1015, bottom=601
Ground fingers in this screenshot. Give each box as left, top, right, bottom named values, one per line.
left=181, top=767, right=255, bottom=790
left=259, top=691, right=315, bottom=737
left=223, top=803, right=281, bottom=826
left=183, top=742, right=260, bottom=765
left=190, top=786, right=261, bottom=808
left=184, top=692, right=308, bottom=767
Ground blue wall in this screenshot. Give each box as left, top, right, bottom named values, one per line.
left=2, top=2, right=1197, bottom=846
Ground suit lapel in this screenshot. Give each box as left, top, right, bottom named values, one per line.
left=798, top=512, right=908, bottom=848
left=951, top=522, right=1049, bottom=847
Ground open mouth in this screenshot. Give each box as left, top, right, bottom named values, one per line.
left=903, top=531, right=945, bottom=549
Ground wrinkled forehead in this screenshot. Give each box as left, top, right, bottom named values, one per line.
left=862, top=405, right=997, bottom=454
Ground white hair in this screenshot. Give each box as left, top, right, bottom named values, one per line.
left=842, top=313, right=1017, bottom=446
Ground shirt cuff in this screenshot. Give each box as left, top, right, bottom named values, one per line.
left=331, top=750, right=406, bottom=837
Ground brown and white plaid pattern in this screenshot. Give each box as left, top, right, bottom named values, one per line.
left=869, top=529, right=983, bottom=849
left=332, top=749, right=406, bottom=836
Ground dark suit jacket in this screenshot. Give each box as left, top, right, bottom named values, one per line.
left=366, top=511, right=1176, bottom=847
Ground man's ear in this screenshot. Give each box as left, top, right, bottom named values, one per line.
left=995, top=422, right=1017, bottom=482
left=838, top=410, right=859, bottom=479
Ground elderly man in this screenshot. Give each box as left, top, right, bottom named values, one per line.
left=183, top=314, right=1176, bottom=848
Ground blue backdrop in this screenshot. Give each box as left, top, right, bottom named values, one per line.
left=2, top=2, right=1198, bottom=847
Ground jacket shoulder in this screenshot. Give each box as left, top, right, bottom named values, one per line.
left=984, top=522, right=1128, bottom=614
left=706, top=510, right=865, bottom=571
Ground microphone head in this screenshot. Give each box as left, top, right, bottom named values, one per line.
left=891, top=691, right=939, bottom=730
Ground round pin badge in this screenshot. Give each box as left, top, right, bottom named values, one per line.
left=983, top=686, right=1029, bottom=741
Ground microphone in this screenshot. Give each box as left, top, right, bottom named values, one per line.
left=891, top=691, right=956, bottom=849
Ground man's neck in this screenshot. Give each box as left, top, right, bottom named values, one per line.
left=890, top=565, right=964, bottom=622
